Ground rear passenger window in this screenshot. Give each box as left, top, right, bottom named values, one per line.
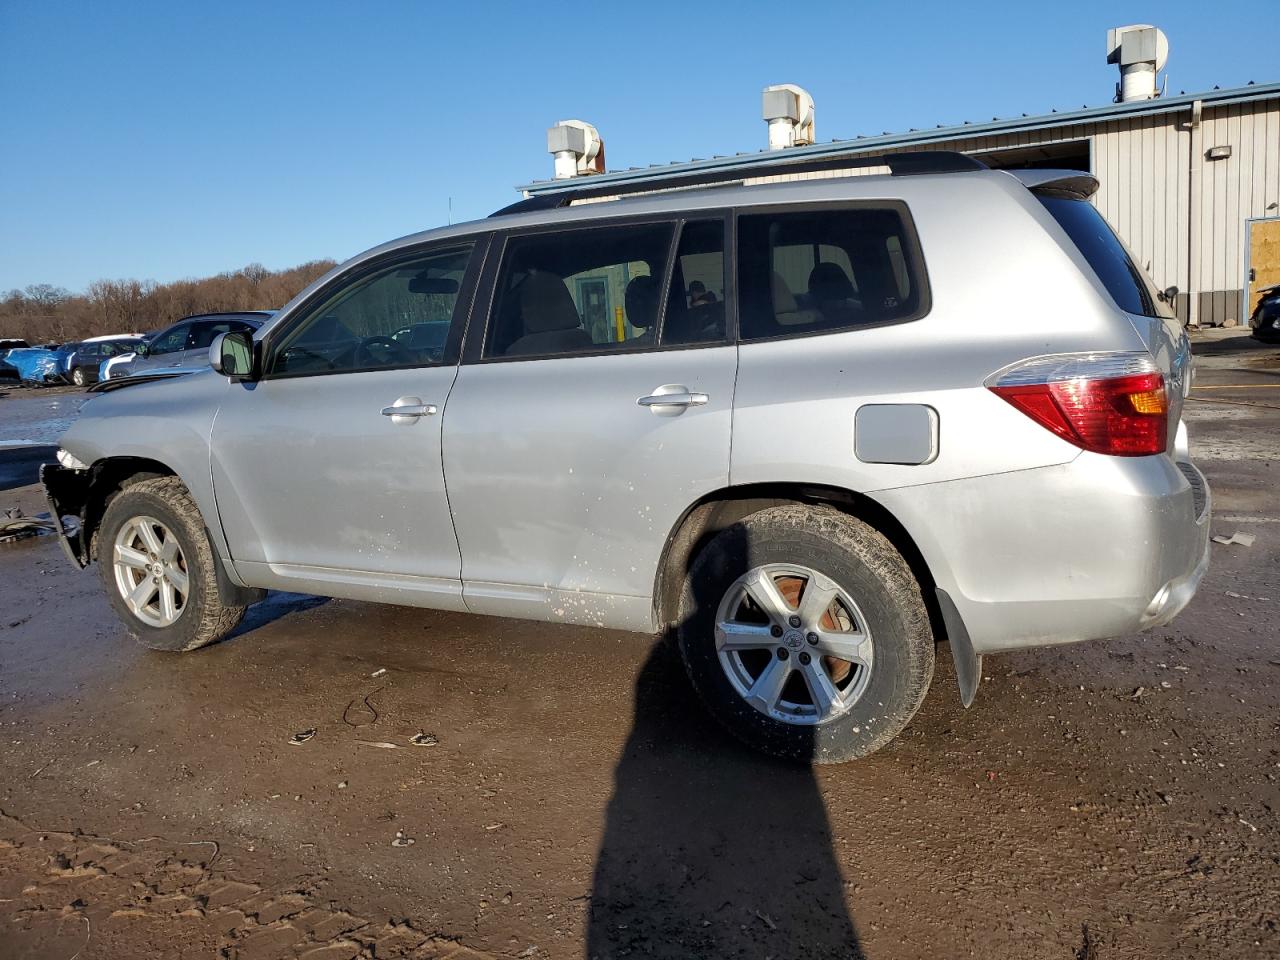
left=485, top=223, right=674, bottom=358
left=664, top=220, right=727, bottom=345
left=737, top=207, right=925, bottom=340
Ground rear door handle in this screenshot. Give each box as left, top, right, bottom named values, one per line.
left=381, top=396, right=438, bottom=423
left=637, top=385, right=709, bottom=416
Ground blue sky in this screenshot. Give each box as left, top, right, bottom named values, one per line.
left=0, top=0, right=1269, bottom=293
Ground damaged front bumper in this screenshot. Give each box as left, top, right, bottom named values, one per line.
left=40, top=462, right=91, bottom=567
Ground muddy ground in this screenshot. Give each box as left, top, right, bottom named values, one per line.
left=1, top=330, right=1277, bottom=960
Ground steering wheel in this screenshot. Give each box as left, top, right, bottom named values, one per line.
left=353, top=335, right=413, bottom=368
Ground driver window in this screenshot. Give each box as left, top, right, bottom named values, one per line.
left=267, top=242, right=475, bottom=377
left=152, top=325, right=188, bottom=354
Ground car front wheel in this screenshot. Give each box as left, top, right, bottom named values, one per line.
left=677, top=504, right=934, bottom=763
left=96, top=476, right=246, bottom=651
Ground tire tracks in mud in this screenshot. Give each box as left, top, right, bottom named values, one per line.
left=0, top=811, right=495, bottom=960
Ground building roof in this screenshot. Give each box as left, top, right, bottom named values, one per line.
left=519, top=81, right=1280, bottom=197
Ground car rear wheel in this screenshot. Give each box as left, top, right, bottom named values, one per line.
left=71, top=366, right=86, bottom=387
left=96, top=476, right=246, bottom=651
left=676, top=504, right=934, bottom=763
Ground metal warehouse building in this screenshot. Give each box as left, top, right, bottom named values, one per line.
left=519, top=27, right=1279, bottom=329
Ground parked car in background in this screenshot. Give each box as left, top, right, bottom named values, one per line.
left=53, top=341, right=83, bottom=380
left=44, top=157, right=1208, bottom=763
left=0, top=354, right=19, bottom=384
left=67, top=336, right=145, bottom=386
left=0, top=338, right=30, bottom=351
left=1249, top=284, right=1280, bottom=344
left=114, top=312, right=275, bottom=378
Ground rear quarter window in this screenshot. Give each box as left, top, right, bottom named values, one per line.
left=1038, top=196, right=1172, bottom=320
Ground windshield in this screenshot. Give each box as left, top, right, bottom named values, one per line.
left=1038, top=195, right=1174, bottom=320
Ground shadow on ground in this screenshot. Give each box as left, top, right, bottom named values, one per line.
left=587, top=640, right=864, bottom=959
left=0, top=445, right=55, bottom=493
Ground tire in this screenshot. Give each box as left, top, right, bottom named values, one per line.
left=71, top=367, right=86, bottom=387
left=676, top=504, right=934, bottom=764
left=95, top=476, right=246, bottom=652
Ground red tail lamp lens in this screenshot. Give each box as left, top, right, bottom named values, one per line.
left=991, top=372, right=1168, bottom=456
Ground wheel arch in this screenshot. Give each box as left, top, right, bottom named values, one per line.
left=652, top=483, right=947, bottom=648
left=82, top=456, right=178, bottom=560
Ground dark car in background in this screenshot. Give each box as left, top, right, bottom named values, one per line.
left=67, top=336, right=145, bottom=386
left=1250, top=284, right=1280, bottom=344
left=114, top=312, right=275, bottom=378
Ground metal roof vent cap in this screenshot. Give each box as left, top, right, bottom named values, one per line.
left=547, top=120, right=605, bottom=180
left=762, top=84, right=815, bottom=150
left=1106, top=25, right=1169, bottom=102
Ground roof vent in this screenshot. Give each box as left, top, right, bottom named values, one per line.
left=1106, top=25, right=1169, bottom=102
left=762, top=84, right=815, bottom=150
left=547, top=120, right=605, bottom=180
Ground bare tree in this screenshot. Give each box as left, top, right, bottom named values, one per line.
left=0, top=261, right=336, bottom=343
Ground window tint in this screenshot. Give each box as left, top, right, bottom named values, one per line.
left=1038, top=196, right=1171, bottom=319
left=268, top=243, right=474, bottom=376
left=485, top=223, right=674, bottom=358
left=188, top=320, right=256, bottom=351
left=664, top=220, right=727, bottom=345
left=737, top=207, right=924, bottom=340
left=189, top=322, right=225, bottom=351
left=150, top=325, right=189, bottom=354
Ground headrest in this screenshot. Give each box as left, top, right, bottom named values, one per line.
left=625, top=275, right=659, bottom=330
left=520, top=272, right=580, bottom=334
left=808, top=261, right=855, bottom=301
left=772, top=272, right=798, bottom=313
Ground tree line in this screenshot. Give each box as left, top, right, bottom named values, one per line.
left=0, top=261, right=337, bottom=344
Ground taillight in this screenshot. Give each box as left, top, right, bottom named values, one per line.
left=987, top=353, right=1168, bottom=456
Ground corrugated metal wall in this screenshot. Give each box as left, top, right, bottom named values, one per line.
left=1195, top=99, right=1280, bottom=323
left=737, top=96, right=1280, bottom=325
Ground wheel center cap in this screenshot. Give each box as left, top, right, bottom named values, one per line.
left=783, top=630, right=805, bottom=650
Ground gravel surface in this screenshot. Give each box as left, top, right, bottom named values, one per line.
left=1, top=331, right=1277, bottom=959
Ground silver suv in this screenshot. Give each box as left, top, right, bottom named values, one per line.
left=43, top=155, right=1209, bottom=762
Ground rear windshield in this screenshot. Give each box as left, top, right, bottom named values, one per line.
left=1038, top=196, right=1172, bottom=320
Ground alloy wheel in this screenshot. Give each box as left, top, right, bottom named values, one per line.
left=714, top=563, right=873, bottom=725
left=112, top=516, right=189, bottom=628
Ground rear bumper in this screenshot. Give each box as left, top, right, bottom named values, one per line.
left=872, top=452, right=1211, bottom=655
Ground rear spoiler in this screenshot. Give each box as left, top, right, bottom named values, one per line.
left=1005, top=169, right=1099, bottom=200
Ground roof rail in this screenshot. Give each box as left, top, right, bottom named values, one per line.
left=491, top=150, right=986, bottom=216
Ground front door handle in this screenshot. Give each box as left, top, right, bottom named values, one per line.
left=381, top=396, right=438, bottom=424
left=637, top=384, right=709, bottom=416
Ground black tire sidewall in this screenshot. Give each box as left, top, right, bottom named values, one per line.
left=678, top=508, right=933, bottom=763
left=97, top=485, right=213, bottom=652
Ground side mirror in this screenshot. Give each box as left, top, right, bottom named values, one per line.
left=1160, top=285, right=1179, bottom=304
left=210, top=330, right=255, bottom=379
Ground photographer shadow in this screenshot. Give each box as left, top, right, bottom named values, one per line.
left=587, top=637, right=865, bottom=959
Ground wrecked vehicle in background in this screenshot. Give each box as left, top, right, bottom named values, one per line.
left=42, top=155, right=1210, bottom=764
left=2, top=347, right=61, bottom=384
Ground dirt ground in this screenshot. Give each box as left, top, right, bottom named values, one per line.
left=1, top=331, right=1278, bottom=960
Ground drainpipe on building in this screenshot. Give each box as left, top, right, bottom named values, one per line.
left=1187, top=99, right=1203, bottom=328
